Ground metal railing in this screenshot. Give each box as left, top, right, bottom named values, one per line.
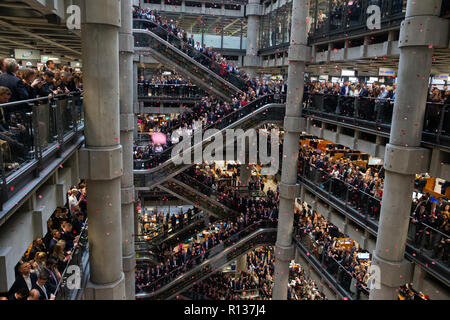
left=136, top=220, right=277, bottom=300
left=294, top=230, right=370, bottom=300
left=133, top=93, right=283, bottom=172
left=133, top=19, right=247, bottom=92
left=138, top=83, right=204, bottom=99
left=0, top=92, right=84, bottom=211
left=303, top=91, right=450, bottom=148
left=54, top=218, right=89, bottom=300
left=299, top=161, right=450, bottom=283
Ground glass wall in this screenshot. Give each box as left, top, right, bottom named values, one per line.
left=259, top=1, right=293, bottom=50
left=259, top=0, right=407, bottom=48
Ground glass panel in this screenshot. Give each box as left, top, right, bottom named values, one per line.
left=136, top=221, right=277, bottom=299
left=133, top=19, right=247, bottom=91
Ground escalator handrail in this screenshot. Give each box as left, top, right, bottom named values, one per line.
left=134, top=94, right=284, bottom=174
left=136, top=222, right=277, bottom=299
left=132, top=28, right=244, bottom=95
left=133, top=19, right=247, bottom=91
left=135, top=219, right=277, bottom=295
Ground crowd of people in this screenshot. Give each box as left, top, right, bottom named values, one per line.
left=132, top=7, right=249, bottom=84
left=288, top=264, right=327, bottom=300
left=410, top=194, right=450, bottom=264
left=299, top=142, right=384, bottom=219
left=1, top=182, right=87, bottom=300
left=294, top=201, right=371, bottom=299
left=298, top=139, right=449, bottom=260
left=138, top=73, right=202, bottom=98
left=134, top=78, right=284, bottom=167
left=135, top=168, right=279, bottom=293
left=0, top=58, right=83, bottom=169
left=0, top=58, right=82, bottom=102
left=189, top=245, right=327, bottom=300
left=140, top=206, right=201, bottom=237
left=304, top=79, right=450, bottom=133
left=189, top=247, right=274, bottom=300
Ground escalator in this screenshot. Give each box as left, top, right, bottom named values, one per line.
left=133, top=19, right=246, bottom=102
left=158, top=178, right=237, bottom=219
left=134, top=94, right=285, bottom=190
left=135, top=220, right=277, bottom=300
left=147, top=212, right=212, bottom=248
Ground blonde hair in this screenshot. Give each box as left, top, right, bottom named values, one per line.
left=52, top=240, right=66, bottom=259
left=34, top=251, right=47, bottom=263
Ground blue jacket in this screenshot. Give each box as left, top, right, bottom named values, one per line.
left=0, top=72, right=29, bottom=102
left=339, top=85, right=349, bottom=96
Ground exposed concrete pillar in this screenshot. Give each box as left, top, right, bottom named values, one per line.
left=80, top=0, right=126, bottom=300
left=272, top=0, right=309, bottom=300
left=411, top=263, right=424, bottom=291
left=369, top=0, right=448, bottom=300
left=240, top=164, right=252, bottom=186
left=119, top=0, right=136, bottom=300
left=236, top=254, right=247, bottom=272
left=244, top=0, right=262, bottom=77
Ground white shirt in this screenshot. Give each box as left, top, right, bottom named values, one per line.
left=23, top=275, right=32, bottom=291
left=37, top=283, right=48, bottom=299
left=68, top=195, right=77, bottom=211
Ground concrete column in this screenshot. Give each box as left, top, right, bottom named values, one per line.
left=369, top=0, right=446, bottom=300
left=133, top=62, right=139, bottom=141
left=412, top=263, right=424, bottom=291
left=272, top=0, right=309, bottom=300
left=244, top=0, right=262, bottom=77
left=119, top=0, right=136, bottom=300
left=80, top=0, right=126, bottom=300
left=236, top=254, right=247, bottom=272
left=240, top=164, right=252, bottom=186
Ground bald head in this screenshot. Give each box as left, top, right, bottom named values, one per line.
left=28, top=289, right=40, bottom=300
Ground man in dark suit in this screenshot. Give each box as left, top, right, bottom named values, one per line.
left=71, top=212, right=85, bottom=236
left=48, top=229, right=61, bottom=255
left=339, top=81, right=350, bottom=96
left=38, top=71, right=58, bottom=96
left=44, top=258, right=60, bottom=295
left=0, top=58, right=29, bottom=102
left=32, top=270, right=54, bottom=300
left=60, top=222, right=75, bottom=251
left=8, top=261, right=37, bottom=297
left=188, top=34, right=195, bottom=47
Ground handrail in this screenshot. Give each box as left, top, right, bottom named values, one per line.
left=54, top=218, right=88, bottom=299
left=299, top=161, right=450, bottom=285
left=134, top=93, right=281, bottom=170
left=136, top=219, right=276, bottom=294
left=303, top=91, right=450, bottom=147
left=133, top=18, right=247, bottom=92
left=142, top=211, right=206, bottom=244
left=136, top=222, right=277, bottom=299
left=0, top=91, right=82, bottom=108
left=0, top=91, right=84, bottom=214
left=133, top=29, right=243, bottom=100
